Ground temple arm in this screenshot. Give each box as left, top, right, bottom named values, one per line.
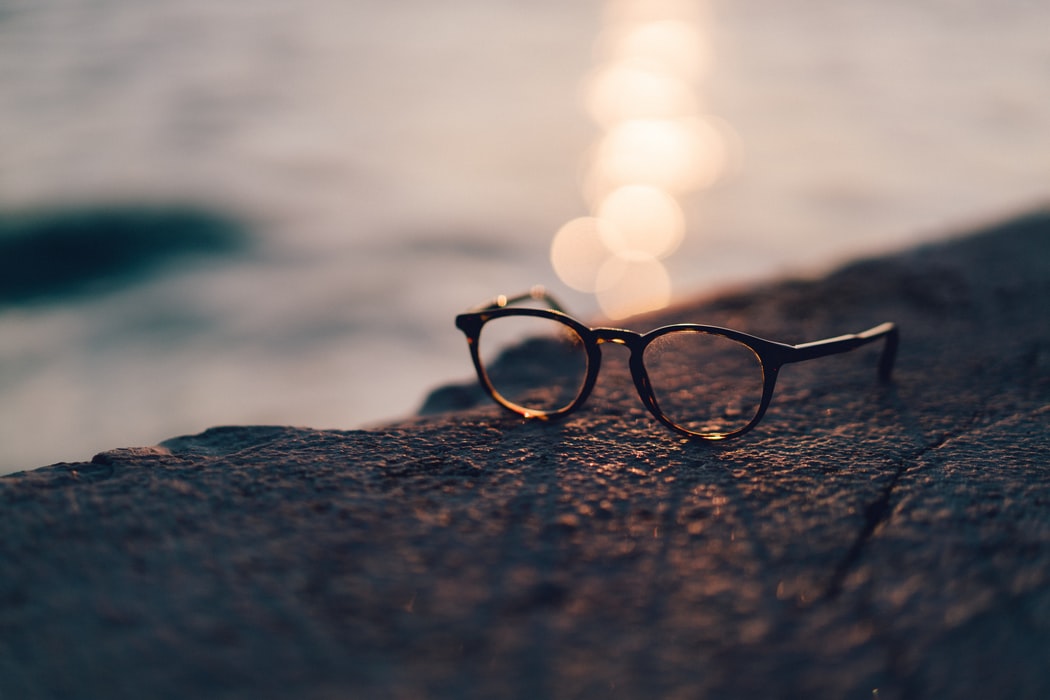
left=787, top=322, right=899, bottom=382
left=473, top=286, right=568, bottom=313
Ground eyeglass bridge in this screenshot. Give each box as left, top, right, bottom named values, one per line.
left=592, top=327, right=642, bottom=347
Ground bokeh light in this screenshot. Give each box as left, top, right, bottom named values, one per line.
left=596, top=184, right=684, bottom=259
left=602, top=0, right=704, bottom=24
left=551, top=0, right=730, bottom=320
left=550, top=217, right=617, bottom=293
left=595, top=254, right=673, bottom=319
left=604, top=20, right=710, bottom=82
left=586, top=116, right=729, bottom=199
left=585, top=62, right=697, bottom=125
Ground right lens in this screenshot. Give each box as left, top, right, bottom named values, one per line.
left=478, top=314, right=589, bottom=415
left=643, top=329, right=765, bottom=437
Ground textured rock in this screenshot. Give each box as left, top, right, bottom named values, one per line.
left=2, top=210, right=1048, bottom=699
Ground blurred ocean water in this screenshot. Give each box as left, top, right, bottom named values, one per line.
left=1, top=0, right=1048, bottom=472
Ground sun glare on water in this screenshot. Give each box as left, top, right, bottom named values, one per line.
left=551, top=0, right=734, bottom=320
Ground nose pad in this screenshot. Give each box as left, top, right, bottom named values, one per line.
left=583, top=333, right=657, bottom=419
left=593, top=327, right=640, bottom=346
left=591, top=330, right=643, bottom=378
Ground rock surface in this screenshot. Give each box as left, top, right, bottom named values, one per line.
left=2, top=210, right=1048, bottom=699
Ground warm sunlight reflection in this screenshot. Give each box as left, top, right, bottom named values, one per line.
left=551, top=217, right=617, bottom=292
left=596, top=184, right=684, bottom=258
left=586, top=63, right=697, bottom=125
left=551, top=0, right=731, bottom=320
left=586, top=116, right=728, bottom=199
left=596, top=254, right=672, bottom=319
left=603, top=20, right=710, bottom=82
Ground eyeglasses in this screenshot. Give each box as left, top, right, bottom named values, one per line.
left=455, top=288, right=899, bottom=440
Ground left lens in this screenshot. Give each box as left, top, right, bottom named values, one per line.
left=478, top=314, right=589, bottom=415
left=643, top=329, right=764, bottom=437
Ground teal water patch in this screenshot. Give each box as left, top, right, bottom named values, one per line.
left=0, top=205, right=247, bottom=305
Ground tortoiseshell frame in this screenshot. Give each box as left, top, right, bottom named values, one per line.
left=456, top=288, right=899, bottom=440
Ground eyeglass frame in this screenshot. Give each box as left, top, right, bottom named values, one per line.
left=455, top=288, right=899, bottom=440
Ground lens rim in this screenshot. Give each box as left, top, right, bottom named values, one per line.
left=636, top=326, right=774, bottom=439
left=457, top=307, right=602, bottom=419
